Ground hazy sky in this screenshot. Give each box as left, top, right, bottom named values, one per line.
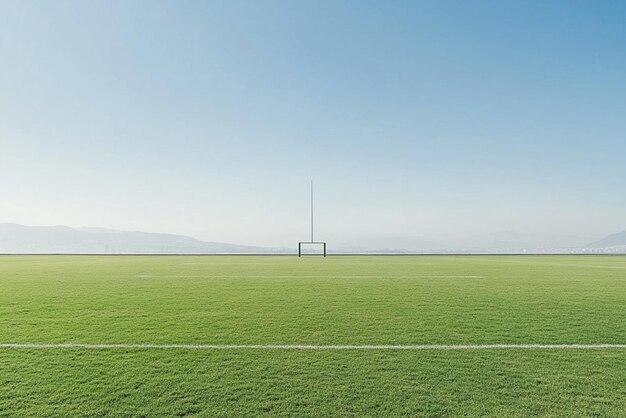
left=1, top=0, right=625, bottom=246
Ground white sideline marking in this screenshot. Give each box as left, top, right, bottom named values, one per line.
left=134, top=275, right=483, bottom=279
left=477, top=259, right=626, bottom=270
left=1, top=343, right=625, bottom=350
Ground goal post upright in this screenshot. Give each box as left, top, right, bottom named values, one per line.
left=311, top=179, right=314, bottom=243
left=298, top=180, right=327, bottom=257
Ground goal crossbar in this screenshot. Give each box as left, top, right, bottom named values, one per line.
left=298, top=241, right=327, bottom=257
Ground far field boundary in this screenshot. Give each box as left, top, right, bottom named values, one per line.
left=1, top=253, right=625, bottom=257
left=2, top=343, right=626, bottom=350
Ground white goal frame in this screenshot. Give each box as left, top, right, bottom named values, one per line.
left=297, top=180, right=327, bottom=257
left=298, top=241, right=327, bottom=257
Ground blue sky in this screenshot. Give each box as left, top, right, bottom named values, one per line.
left=1, top=0, right=625, bottom=246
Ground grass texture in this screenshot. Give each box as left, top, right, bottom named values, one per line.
left=1, top=255, right=625, bottom=416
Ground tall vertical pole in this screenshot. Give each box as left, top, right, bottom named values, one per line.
left=310, top=180, right=314, bottom=243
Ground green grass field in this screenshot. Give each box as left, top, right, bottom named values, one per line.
left=1, top=255, right=626, bottom=416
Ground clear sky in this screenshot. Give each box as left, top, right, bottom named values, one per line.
left=1, top=0, right=625, bottom=246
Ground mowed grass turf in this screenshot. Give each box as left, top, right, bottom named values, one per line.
left=1, top=255, right=626, bottom=416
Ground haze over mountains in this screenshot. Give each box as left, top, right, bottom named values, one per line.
left=588, top=231, right=626, bottom=251
left=334, top=231, right=625, bottom=254
left=0, top=223, right=283, bottom=254
left=1, top=223, right=625, bottom=254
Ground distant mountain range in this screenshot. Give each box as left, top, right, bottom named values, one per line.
left=0, top=223, right=285, bottom=254
left=588, top=231, right=626, bottom=250
left=449, top=231, right=591, bottom=252
left=1, top=223, right=625, bottom=254
left=324, top=230, right=626, bottom=254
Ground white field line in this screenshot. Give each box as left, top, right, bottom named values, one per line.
left=1, top=343, right=625, bottom=350
left=135, top=275, right=483, bottom=279
left=475, top=259, right=626, bottom=270
left=533, top=262, right=626, bottom=270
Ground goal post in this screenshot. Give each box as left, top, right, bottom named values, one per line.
left=298, top=180, right=327, bottom=257
left=298, top=241, right=327, bottom=257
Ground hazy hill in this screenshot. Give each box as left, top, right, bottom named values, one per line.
left=334, top=235, right=444, bottom=253
left=0, top=223, right=280, bottom=254
left=2, top=223, right=624, bottom=254
left=452, top=231, right=590, bottom=252
left=335, top=231, right=592, bottom=253
left=588, top=231, right=626, bottom=248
